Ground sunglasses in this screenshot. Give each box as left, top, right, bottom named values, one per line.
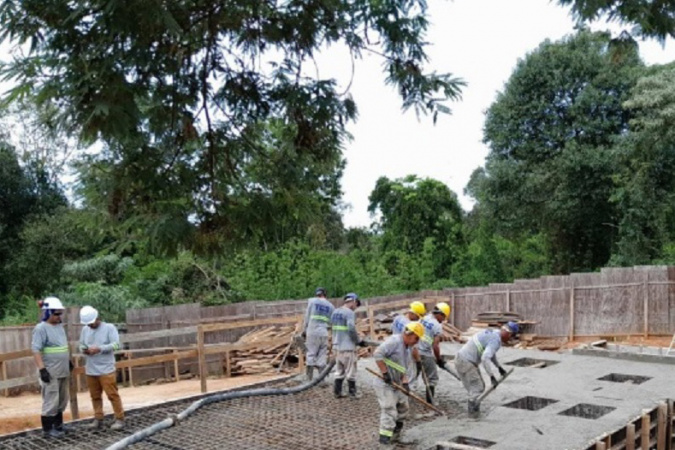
left=52, top=312, right=63, bottom=316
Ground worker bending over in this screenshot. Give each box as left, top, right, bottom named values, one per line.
left=373, top=322, right=424, bottom=446
left=455, top=321, right=519, bottom=417
left=418, top=302, right=451, bottom=404
left=301, top=287, right=335, bottom=381
left=331, top=293, right=367, bottom=399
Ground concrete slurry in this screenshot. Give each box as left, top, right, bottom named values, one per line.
left=358, top=343, right=675, bottom=450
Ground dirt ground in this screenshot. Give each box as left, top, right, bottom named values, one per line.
left=0, top=373, right=287, bottom=436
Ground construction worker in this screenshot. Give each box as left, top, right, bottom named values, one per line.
left=31, top=297, right=70, bottom=438
left=331, top=293, right=367, bottom=399
left=373, top=321, right=425, bottom=446
left=455, top=321, right=519, bottom=417
left=391, top=301, right=426, bottom=335
left=79, top=306, right=125, bottom=430
left=418, top=302, right=451, bottom=404
left=301, top=287, right=335, bottom=381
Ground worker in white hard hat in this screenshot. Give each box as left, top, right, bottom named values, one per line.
left=31, top=296, right=70, bottom=438
left=79, top=306, right=125, bottom=430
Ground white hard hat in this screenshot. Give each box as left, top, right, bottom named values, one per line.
left=42, top=297, right=65, bottom=310
left=80, top=306, right=98, bottom=325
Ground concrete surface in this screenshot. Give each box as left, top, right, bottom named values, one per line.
left=375, top=343, right=675, bottom=450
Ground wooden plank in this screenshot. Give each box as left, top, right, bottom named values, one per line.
left=128, top=353, right=134, bottom=387
left=0, top=375, right=36, bottom=391
left=451, top=292, right=456, bottom=326
left=505, top=289, right=510, bottom=312
left=225, top=350, right=231, bottom=377
left=1, top=361, right=7, bottom=396
left=201, top=315, right=301, bottom=333
left=368, top=305, right=375, bottom=340
left=0, top=349, right=33, bottom=363
left=595, top=441, right=606, bottom=450
left=657, top=402, right=667, bottom=450
left=173, top=350, right=179, bottom=382
left=69, top=368, right=79, bottom=420
left=642, top=412, right=650, bottom=450
left=198, top=325, right=207, bottom=393
left=643, top=276, right=649, bottom=338
left=435, top=443, right=486, bottom=450
left=569, top=287, right=575, bottom=342
left=120, top=326, right=198, bottom=344
left=626, top=423, right=635, bottom=450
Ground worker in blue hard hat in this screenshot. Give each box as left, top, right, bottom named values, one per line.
left=330, top=293, right=366, bottom=399
left=455, top=321, right=519, bottom=418
left=301, top=287, right=335, bottom=381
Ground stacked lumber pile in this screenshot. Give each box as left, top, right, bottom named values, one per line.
left=514, top=336, right=566, bottom=351
left=228, top=325, right=297, bottom=376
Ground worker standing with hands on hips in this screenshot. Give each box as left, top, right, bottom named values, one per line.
left=330, top=292, right=367, bottom=399
left=373, top=321, right=425, bottom=447
left=418, top=302, right=451, bottom=404
left=79, top=306, right=126, bottom=430
left=455, top=321, right=519, bottom=417
left=31, top=297, right=71, bottom=438
left=301, top=287, right=335, bottom=381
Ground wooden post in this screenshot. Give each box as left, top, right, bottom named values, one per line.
left=595, top=441, right=606, bottom=450
left=451, top=292, right=456, bottom=326
left=298, top=348, right=305, bottom=372
left=626, top=423, right=635, bottom=450
left=569, top=287, right=575, bottom=342
left=641, top=411, right=650, bottom=450
left=128, top=353, right=134, bottom=387
left=225, top=350, right=231, bottom=378
left=173, top=350, right=179, bottom=382
left=643, top=275, right=649, bottom=338
left=1, top=361, right=7, bottom=397
left=368, top=305, right=375, bottom=340
left=657, top=402, right=667, bottom=450
left=505, top=289, right=510, bottom=312
left=197, top=325, right=207, bottom=393
left=74, top=357, right=82, bottom=392
left=68, top=345, right=79, bottom=420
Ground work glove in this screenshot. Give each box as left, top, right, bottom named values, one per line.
left=39, top=368, right=51, bottom=384
left=382, top=372, right=392, bottom=385
left=490, top=376, right=499, bottom=388
left=402, top=382, right=410, bottom=393
left=300, top=332, right=306, bottom=340
left=416, top=361, right=422, bottom=375
left=436, top=358, right=446, bottom=369
left=69, top=361, right=74, bottom=372
left=498, top=366, right=507, bottom=377
left=357, top=340, right=368, bottom=347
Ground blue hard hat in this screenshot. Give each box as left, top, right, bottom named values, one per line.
left=343, top=293, right=359, bottom=302
left=506, top=321, right=519, bottom=334
left=315, top=287, right=327, bottom=297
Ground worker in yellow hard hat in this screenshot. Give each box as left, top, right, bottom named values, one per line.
left=391, top=301, right=426, bottom=387
left=417, top=302, right=451, bottom=404
left=373, top=321, right=424, bottom=446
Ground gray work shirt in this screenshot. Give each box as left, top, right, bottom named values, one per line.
left=391, top=314, right=410, bottom=335
left=302, top=297, right=335, bottom=338
left=331, top=306, right=358, bottom=351
left=418, top=313, right=442, bottom=357
left=31, top=322, right=70, bottom=378
left=373, top=334, right=411, bottom=386
left=79, top=322, right=120, bottom=376
left=457, top=328, right=502, bottom=377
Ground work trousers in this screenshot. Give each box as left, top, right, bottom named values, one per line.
left=374, top=382, right=409, bottom=438
left=455, top=355, right=485, bottom=401
left=420, top=355, right=439, bottom=387
left=86, top=373, right=124, bottom=420
left=41, top=376, right=69, bottom=417
left=334, top=350, right=357, bottom=381
left=305, top=335, right=328, bottom=367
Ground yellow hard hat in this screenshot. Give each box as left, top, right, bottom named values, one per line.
left=409, top=301, right=426, bottom=317
left=405, top=321, right=425, bottom=339
left=434, top=302, right=451, bottom=318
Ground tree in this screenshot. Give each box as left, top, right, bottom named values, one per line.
left=472, top=30, right=643, bottom=273
left=0, top=0, right=464, bottom=254
left=368, top=175, right=464, bottom=279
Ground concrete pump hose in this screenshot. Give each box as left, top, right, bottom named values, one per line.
left=105, top=360, right=336, bottom=450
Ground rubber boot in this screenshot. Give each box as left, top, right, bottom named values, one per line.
left=347, top=380, right=361, bottom=399
left=468, top=399, right=480, bottom=418
left=44, top=416, right=64, bottom=438
left=53, top=411, right=67, bottom=433
left=426, top=385, right=435, bottom=404
left=392, top=421, right=404, bottom=442
left=41, top=416, right=51, bottom=438
left=87, top=419, right=104, bottom=430
left=379, top=434, right=392, bottom=446
left=306, top=366, right=314, bottom=381
left=333, top=378, right=345, bottom=398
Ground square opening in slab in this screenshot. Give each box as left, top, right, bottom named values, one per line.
left=502, top=396, right=559, bottom=411
left=558, top=403, right=616, bottom=420
left=597, top=373, right=652, bottom=385
left=504, top=357, right=559, bottom=368
left=447, top=436, right=496, bottom=448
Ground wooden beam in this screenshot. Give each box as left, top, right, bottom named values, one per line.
left=451, top=292, right=456, bottom=327
left=201, top=315, right=301, bottom=333
left=173, top=350, right=179, bottom=382
left=197, top=325, right=207, bottom=393
left=121, top=326, right=198, bottom=344
left=113, top=350, right=198, bottom=369
left=595, top=441, right=606, bottom=450
left=128, top=353, right=134, bottom=387
left=641, top=411, right=650, bottom=450
left=225, top=350, right=231, bottom=378
left=505, top=289, right=510, bottom=312
left=0, top=349, right=33, bottom=363
left=643, top=275, right=649, bottom=338
left=368, top=305, right=375, bottom=340
left=569, top=287, right=575, bottom=342
left=657, top=402, right=667, bottom=450
left=0, top=375, right=36, bottom=391
left=1, top=362, right=7, bottom=397
left=626, top=423, right=635, bottom=450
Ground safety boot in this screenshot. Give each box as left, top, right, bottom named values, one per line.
left=426, top=385, right=436, bottom=404
left=41, top=416, right=64, bottom=438
left=53, top=412, right=68, bottom=433
left=305, top=366, right=314, bottom=381
left=468, top=399, right=480, bottom=418
left=378, top=433, right=393, bottom=446
left=392, top=421, right=404, bottom=442
left=333, top=378, right=347, bottom=398
left=87, top=419, right=104, bottom=430
left=110, top=420, right=125, bottom=431
left=347, top=380, right=362, bottom=399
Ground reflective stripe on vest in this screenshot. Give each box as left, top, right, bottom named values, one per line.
left=383, top=358, right=406, bottom=374
left=333, top=325, right=349, bottom=331
left=42, top=346, right=68, bottom=354
left=472, top=335, right=485, bottom=355
left=112, top=342, right=120, bottom=351
left=380, top=429, right=393, bottom=437
left=311, top=315, right=329, bottom=322
left=422, top=334, right=434, bottom=344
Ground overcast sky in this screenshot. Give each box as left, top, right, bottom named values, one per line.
left=320, top=0, right=675, bottom=229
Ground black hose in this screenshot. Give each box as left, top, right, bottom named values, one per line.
left=105, top=361, right=336, bottom=450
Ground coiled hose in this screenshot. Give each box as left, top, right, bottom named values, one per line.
left=105, top=361, right=336, bottom=450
